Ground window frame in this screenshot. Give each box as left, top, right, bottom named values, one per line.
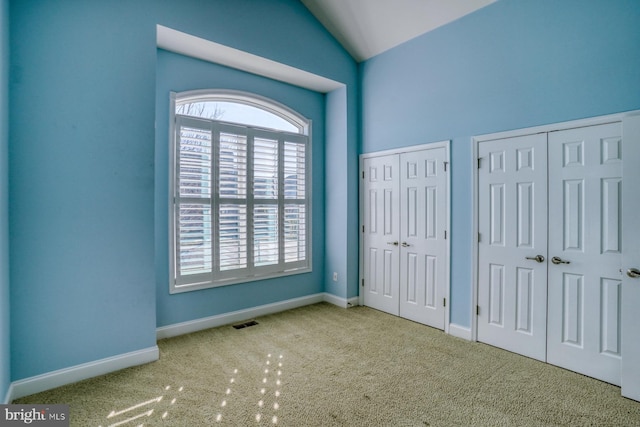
left=169, top=90, right=312, bottom=294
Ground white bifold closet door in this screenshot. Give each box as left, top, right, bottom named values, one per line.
left=477, top=133, right=548, bottom=361
left=546, top=123, right=623, bottom=386
left=477, top=122, right=623, bottom=386
left=362, top=154, right=401, bottom=316
left=362, top=146, right=448, bottom=329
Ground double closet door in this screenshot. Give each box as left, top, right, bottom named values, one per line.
left=361, top=145, right=448, bottom=329
left=477, top=122, right=623, bottom=385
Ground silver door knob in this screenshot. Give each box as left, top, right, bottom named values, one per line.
left=627, top=268, right=640, bottom=278
left=525, top=255, right=545, bottom=263
left=387, top=241, right=399, bottom=246
left=551, top=256, right=570, bottom=265
left=401, top=242, right=411, bottom=247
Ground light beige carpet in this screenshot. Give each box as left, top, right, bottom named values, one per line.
left=14, top=303, right=640, bottom=426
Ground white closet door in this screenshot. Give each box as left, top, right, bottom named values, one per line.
left=399, top=148, right=448, bottom=329
left=621, top=114, right=640, bottom=401
left=547, top=122, right=623, bottom=386
left=362, top=155, right=400, bottom=315
left=477, top=133, right=548, bottom=361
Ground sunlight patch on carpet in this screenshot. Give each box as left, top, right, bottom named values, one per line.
left=255, top=353, right=283, bottom=424
left=99, top=385, right=184, bottom=426
left=214, top=354, right=284, bottom=424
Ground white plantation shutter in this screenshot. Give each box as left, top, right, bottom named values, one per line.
left=284, top=204, right=306, bottom=262
left=218, top=129, right=248, bottom=273
left=175, top=119, right=213, bottom=285
left=254, top=204, right=278, bottom=266
left=218, top=132, right=247, bottom=198
left=172, top=110, right=310, bottom=292
left=253, top=137, right=278, bottom=199
left=219, top=204, right=247, bottom=271
left=284, top=142, right=305, bottom=199
left=178, top=204, right=212, bottom=275
left=283, top=141, right=307, bottom=264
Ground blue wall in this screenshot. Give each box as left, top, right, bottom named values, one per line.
left=0, top=0, right=10, bottom=403
left=9, top=0, right=158, bottom=380
left=360, top=0, right=640, bottom=327
left=8, top=0, right=357, bottom=382
left=155, top=50, right=326, bottom=326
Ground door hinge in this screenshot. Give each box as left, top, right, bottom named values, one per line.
left=478, top=232, right=481, bottom=243
left=361, top=278, right=365, bottom=287
left=443, top=161, right=449, bottom=172
left=476, top=305, right=480, bottom=316
left=362, top=171, right=365, bottom=179
left=444, top=230, right=447, bottom=239
left=477, top=158, right=482, bottom=169
left=362, top=225, right=365, bottom=233
left=443, top=298, right=446, bottom=307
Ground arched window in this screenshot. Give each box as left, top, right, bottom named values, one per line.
left=169, top=90, right=311, bottom=293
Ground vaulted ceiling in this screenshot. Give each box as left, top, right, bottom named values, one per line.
left=301, top=0, right=496, bottom=62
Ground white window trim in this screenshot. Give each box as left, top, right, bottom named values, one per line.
left=169, top=90, right=313, bottom=294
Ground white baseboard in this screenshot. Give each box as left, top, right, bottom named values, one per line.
left=157, top=293, right=326, bottom=340
left=8, top=346, right=159, bottom=401
left=347, top=296, right=360, bottom=307
left=323, top=293, right=359, bottom=308
left=448, top=323, right=472, bottom=341
left=157, top=292, right=356, bottom=340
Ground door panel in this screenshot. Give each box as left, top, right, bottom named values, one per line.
left=547, top=122, right=623, bottom=385
left=399, top=148, right=448, bottom=329
left=515, top=267, right=533, bottom=333
left=477, top=133, right=548, bottom=361
left=362, top=155, right=400, bottom=315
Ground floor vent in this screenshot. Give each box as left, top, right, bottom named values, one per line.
left=233, top=320, right=259, bottom=330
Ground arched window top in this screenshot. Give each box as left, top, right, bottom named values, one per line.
left=173, top=89, right=309, bottom=135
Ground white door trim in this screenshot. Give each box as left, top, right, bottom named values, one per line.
left=359, top=141, right=451, bottom=332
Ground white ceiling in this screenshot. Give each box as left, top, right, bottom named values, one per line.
left=301, top=0, right=497, bottom=62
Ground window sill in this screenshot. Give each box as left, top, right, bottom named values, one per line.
left=170, top=266, right=312, bottom=294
